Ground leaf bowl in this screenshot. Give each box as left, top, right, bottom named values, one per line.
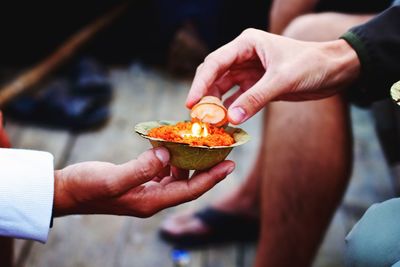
left=135, top=120, right=250, bottom=170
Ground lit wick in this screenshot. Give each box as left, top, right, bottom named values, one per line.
left=181, top=122, right=209, bottom=138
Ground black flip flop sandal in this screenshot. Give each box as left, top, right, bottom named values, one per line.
left=159, top=207, right=259, bottom=248
left=5, top=79, right=110, bottom=131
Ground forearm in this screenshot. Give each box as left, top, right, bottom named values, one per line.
left=269, top=0, right=318, bottom=34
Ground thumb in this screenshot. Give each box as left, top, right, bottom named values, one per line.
left=227, top=74, right=279, bottom=124
left=116, top=147, right=170, bottom=191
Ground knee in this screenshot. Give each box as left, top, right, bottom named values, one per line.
left=345, top=198, right=400, bottom=267
left=282, top=12, right=341, bottom=41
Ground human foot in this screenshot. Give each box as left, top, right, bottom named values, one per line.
left=160, top=207, right=259, bottom=248
left=160, top=184, right=260, bottom=247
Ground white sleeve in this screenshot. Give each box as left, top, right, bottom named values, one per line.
left=0, top=148, right=54, bottom=243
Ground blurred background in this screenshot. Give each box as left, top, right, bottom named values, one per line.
left=1, top=1, right=399, bottom=266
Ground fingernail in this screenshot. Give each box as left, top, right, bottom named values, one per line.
left=226, top=164, right=235, bottom=175
left=229, top=107, right=247, bottom=124
left=154, top=147, right=170, bottom=167
left=186, top=94, right=200, bottom=108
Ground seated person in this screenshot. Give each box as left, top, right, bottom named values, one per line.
left=189, top=3, right=400, bottom=266
left=161, top=0, right=398, bottom=266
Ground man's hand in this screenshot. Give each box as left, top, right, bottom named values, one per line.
left=187, top=29, right=360, bottom=124
left=53, top=147, right=235, bottom=217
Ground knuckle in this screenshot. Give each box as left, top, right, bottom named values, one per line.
left=191, top=186, right=203, bottom=200
left=186, top=190, right=201, bottom=202
left=136, top=153, right=160, bottom=179
left=137, top=163, right=154, bottom=179
left=246, top=90, right=265, bottom=109
left=241, top=28, right=257, bottom=37
left=104, top=182, right=121, bottom=197
left=103, top=165, right=125, bottom=196
left=204, top=53, right=218, bottom=66
left=195, top=63, right=203, bottom=73
left=239, top=28, right=261, bottom=42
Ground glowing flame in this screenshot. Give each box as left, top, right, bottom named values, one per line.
left=181, top=122, right=209, bottom=138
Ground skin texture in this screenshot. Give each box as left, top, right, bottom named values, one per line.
left=54, top=147, right=235, bottom=217
left=255, top=97, right=352, bottom=267
left=186, top=29, right=360, bottom=125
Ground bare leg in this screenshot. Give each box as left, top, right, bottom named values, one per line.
left=160, top=113, right=266, bottom=236
left=211, top=110, right=268, bottom=216
left=255, top=13, right=372, bottom=267
left=255, top=97, right=351, bottom=266
left=284, top=12, right=374, bottom=41
left=0, top=237, right=14, bottom=267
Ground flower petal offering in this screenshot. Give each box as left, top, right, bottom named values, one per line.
left=135, top=96, right=250, bottom=170
left=147, top=121, right=234, bottom=147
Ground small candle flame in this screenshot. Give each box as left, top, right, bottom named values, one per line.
left=192, top=122, right=202, bottom=136
left=180, top=122, right=209, bottom=138
left=192, top=122, right=209, bottom=137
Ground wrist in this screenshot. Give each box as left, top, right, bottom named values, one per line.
left=53, top=169, right=76, bottom=217
left=323, top=39, right=361, bottom=88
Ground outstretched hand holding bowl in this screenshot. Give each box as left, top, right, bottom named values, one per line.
left=54, top=147, right=235, bottom=217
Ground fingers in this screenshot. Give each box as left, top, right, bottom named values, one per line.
left=171, top=167, right=190, bottom=180
left=207, top=71, right=238, bottom=98
left=116, top=147, right=170, bottom=191
left=223, top=89, right=243, bottom=108
left=186, top=34, right=254, bottom=108
left=160, top=167, right=189, bottom=186
left=161, top=161, right=235, bottom=207
left=208, top=65, right=262, bottom=100
left=152, top=165, right=171, bottom=182
left=221, top=69, right=264, bottom=108
left=227, top=74, right=279, bottom=124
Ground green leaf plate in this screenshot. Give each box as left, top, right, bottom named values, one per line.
left=135, top=120, right=250, bottom=170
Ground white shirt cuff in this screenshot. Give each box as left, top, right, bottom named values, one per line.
left=0, top=148, right=54, bottom=243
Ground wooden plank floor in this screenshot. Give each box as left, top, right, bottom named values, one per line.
left=5, top=63, right=394, bottom=267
